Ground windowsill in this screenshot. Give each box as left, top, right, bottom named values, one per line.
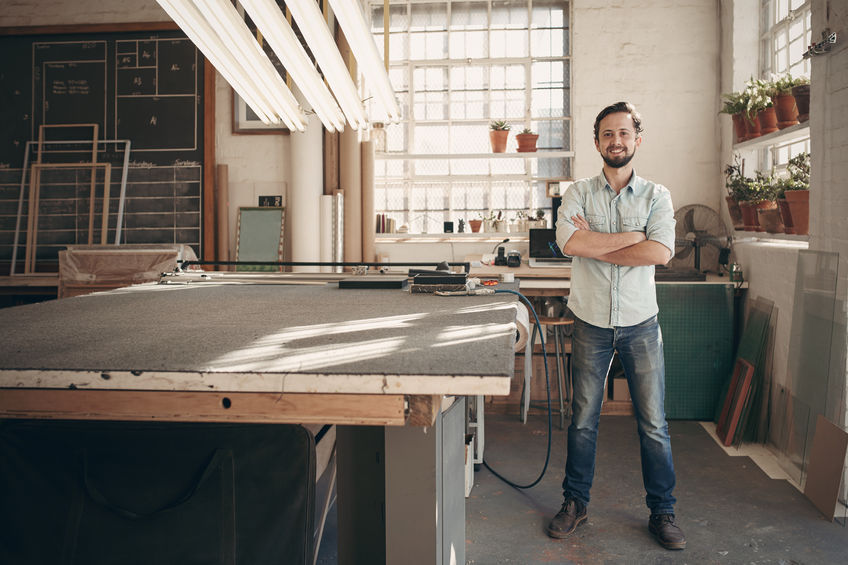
left=733, top=122, right=810, bottom=151
left=732, top=231, right=809, bottom=248
left=376, top=233, right=529, bottom=243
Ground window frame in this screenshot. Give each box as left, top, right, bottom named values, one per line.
left=368, top=0, right=573, bottom=235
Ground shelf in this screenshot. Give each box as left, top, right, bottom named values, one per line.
left=374, top=150, right=573, bottom=160
left=733, top=122, right=809, bottom=151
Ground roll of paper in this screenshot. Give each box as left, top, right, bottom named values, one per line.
left=320, top=195, right=333, bottom=273
left=513, top=302, right=531, bottom=352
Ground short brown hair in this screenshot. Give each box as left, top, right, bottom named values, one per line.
left=593, top=101, right=643, bottom=141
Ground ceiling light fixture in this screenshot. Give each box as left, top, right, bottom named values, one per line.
left=327, top=0, right=401, bottom=123
left=157, top=0, right=306, bottom=131
left=239, top=0, right=346, bottom=132
left=286, top=0, right=369, bottom=130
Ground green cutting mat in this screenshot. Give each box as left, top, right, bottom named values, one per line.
left=657, top=284, right=736, bottom=419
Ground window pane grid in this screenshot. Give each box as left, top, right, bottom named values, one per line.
left=758, top=0, right=810, bottom=170
left=370, top=1, right=571, bottom=234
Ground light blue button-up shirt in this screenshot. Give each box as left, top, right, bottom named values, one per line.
left=555, top=171, right=676, bottom=329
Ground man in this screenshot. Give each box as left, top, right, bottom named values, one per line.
left=548, top=101, right=685, bottom=550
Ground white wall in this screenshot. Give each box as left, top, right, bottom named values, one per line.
left=810, top=0, right=848, bottom=428
left=572, top=0, right=722, bottom=212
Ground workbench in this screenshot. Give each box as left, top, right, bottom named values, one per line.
left=0, top=276, right=521, bottom=565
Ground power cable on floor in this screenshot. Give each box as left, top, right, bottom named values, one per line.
left=483, top=288, right=554, bottom=489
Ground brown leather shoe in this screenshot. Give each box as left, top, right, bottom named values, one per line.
left=546, top=498, right=587, bottom=539
left=649, top=513, right=686, bottom=550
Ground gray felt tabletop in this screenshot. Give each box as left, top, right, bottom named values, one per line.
left=0, top=281, right=519, bottom=395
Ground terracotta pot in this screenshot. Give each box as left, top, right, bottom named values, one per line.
left=739, top=201, right=757, bottom=231
left=777, top=198, right=795, bottom=234
left=725, top=196, right=744, bottom=230
left=756, top=203, right=784, bottom=233
left=743, top=113, right=761, bottom=140
left=749, top=201, right=777, bottom=232
left=757, top=107, right=779, bottom=134
left=774, top=94, right=799, bottom=128
left=468, top=219, right=483, bottom=233
left=792, top=84, right=810, bottom=122
left=515, top=133, right=539, bottom=152
left=731, top=113, right=746, bottom=143
left=489, top=130, right=509, bottom=153
left=784, top=190, right=809, bottom=235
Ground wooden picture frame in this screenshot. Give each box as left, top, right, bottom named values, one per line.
left=232, top=89, right=291, bottom=134
left=716, top=358, right=755, bottom=446
left=235, top=207, right=285, bottom=271
left=546, top=179, right=572, bottom=198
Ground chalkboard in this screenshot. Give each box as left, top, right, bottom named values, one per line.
left=0, top=29, right=203, bottom=169
left=0, top=27, right=209, bottom=268
left=236, top=207, right=285, bottom=272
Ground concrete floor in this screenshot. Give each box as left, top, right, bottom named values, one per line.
left=466, top=413, right=848, bottom=564
left=315, top=412, right=847, bottom=564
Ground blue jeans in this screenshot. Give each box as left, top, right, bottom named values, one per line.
left=563, top=315, right=677, bottom=515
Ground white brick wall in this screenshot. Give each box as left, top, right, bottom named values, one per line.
left=810, top=0, right=848, bottom=431
left=573, top=0, right=722, bottom=212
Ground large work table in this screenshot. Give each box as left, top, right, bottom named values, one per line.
left=0, top=275, right=522, bottom=565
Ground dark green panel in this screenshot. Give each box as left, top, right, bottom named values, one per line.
left=657, top=284, right=736, bottom=419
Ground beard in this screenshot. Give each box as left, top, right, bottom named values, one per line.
left=601, top=147, right=636, bottom=168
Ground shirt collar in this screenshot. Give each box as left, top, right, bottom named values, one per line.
left=598, top=170, right=638, bottom=194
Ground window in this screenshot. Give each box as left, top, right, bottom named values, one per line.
left=369, top=1, right=571, bottom=234
left=759, top=0, right=811, bottom=171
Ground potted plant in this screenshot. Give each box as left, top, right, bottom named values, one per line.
left=783, top=152, right=810, bottom=234
left=773, top=176, right=795, bottom=234
left=791, top=76, right=811, bottom=122
left=747, top=170, right=778, bottom=232
left=720, top=91, right=748, bottom=143
left=755, top=172, right=784, bottom=233
left=489, top=121, right=510, bottom=153
left=515, top=127, right=539, bottom=152
left=512, top=210, right=529, bottom=233
left=532, top=208, right=547, bottom=229
left=771, top=74, right=802, bottom=128
left=723, top=156, right=747, bottom=230
left=751, top=78, right=779, bottom=135
left=739, top=79, right=770, bottom=139
left=469, top=212, right=484, bottom=233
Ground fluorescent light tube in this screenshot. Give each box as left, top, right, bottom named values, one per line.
left=287, top=0, right=369, bottom=130
left=157, top=0, right=306, bottom=131
left=197, top=0, right=306, bottom=130
left=327, top=0, right=401, bottom=122
left=240, top=0, right=346, bottom=132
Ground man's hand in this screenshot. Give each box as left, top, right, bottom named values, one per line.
left=571, top=214, right=590, bottom=231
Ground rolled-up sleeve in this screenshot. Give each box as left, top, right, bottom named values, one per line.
left=646, top=185, right=676, bottom=259
left=555, top=181, right=586, bottom=255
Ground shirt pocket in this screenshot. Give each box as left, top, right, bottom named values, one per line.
left=621, top=216, right=648, bottom=232
left=585, top=214, right=608, bottom=233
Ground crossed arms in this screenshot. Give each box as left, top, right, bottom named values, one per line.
left=562, top=214, right=671, bottom=266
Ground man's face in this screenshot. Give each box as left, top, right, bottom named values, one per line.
left=595, top=112, right=641, bottom=168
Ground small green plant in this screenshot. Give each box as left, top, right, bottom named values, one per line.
left=518, top=127, right=536, bottom=135
left=490, top=120, right=511, bottom=131
left=719, top=91, right=746, bottom=115
left=771, top=73, right=807, bottom=95
left=742, top=77, right=773, bottom=121
left=535, top=208, right=546, bottom=220
left=724, top=155, right=748, bottom=200
left=786, top=152, right=810, bottom=189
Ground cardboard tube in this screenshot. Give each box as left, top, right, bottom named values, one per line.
left=291, top=114, right=323, bottom=272
left=361, top=140, right=376, bottom=263
left=340, top=129, right=361, bottom=264
left=320, top=194, right=333, bottom=273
